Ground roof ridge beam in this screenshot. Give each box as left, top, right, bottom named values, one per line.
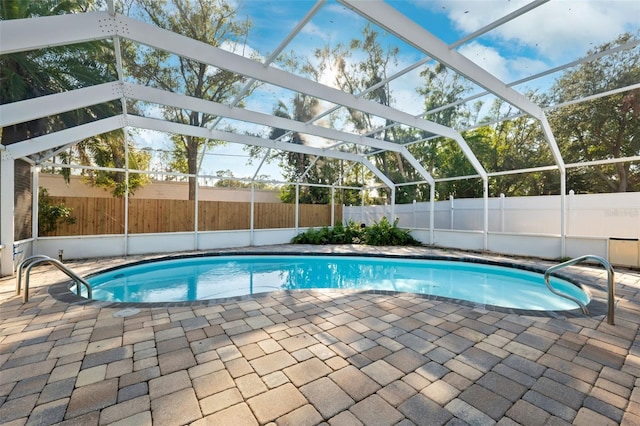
left=340, top=0, right=543, bottom=120
left=112, top=14, right=457, bottom=139
left=423, top=39, right=640, bottom=118
left=127, top=84, right=436, bottom=186
left=0, top=11, right=115, bottom=54
left=124, top=83, right=403, bottom=153
left=6, top=115, right=126, bottom=158
left=339, top=0, right=563, bottom=171
left=113, top=13, right=486, bottom=178
left=0, top=82, right=123, bottom=127
left=2, top=11, right=485, bottom=181
left=127, top=115, right=395, bottom=189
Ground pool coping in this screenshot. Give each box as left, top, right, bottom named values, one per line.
left=48, top=250, right=610, bottom=320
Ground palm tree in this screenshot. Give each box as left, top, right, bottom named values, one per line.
left=2, top=1, right=120, bottom=141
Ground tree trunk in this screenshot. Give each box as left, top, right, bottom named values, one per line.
left=187, top=137, right=198, bottom=201
left=616, top=162, right=628, bottom=192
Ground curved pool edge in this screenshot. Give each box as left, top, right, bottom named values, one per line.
left=47, top=251, right=609, bottom=320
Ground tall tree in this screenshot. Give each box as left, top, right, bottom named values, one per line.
left=266, top=96, right=339, bottom=204
left=477, top=98, right=559, bottom=196
left=124, top=0, right=252, bottom=200
left=411, top=64, right=478, bottom=200
left=548, top=32, right=640, bottom=192
left=56, top=130, right=152, bottom=197
left=1, top=0, right=153, bottom=198
left=316, top=24, right=406, bottom=202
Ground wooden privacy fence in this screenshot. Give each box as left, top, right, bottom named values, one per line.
left=46, top=197, right=342, bottom=236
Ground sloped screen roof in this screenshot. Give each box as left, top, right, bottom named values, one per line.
left=1, top=0, right=639, bottom=195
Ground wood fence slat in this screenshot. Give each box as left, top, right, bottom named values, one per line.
left=44, top=197, right=342, bottom=236
left=47, top=196, right=125, bottom=236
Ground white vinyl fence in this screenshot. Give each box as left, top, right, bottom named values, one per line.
left=344, top=192, right=640, bottom=265
left=344, top=192, right=640, bottom=238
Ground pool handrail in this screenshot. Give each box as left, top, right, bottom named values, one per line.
left=16, top=255, right=92, bottom=303
left=16, top=254, right=51, bottom=295
left=544, top=255, right=615, bottom=325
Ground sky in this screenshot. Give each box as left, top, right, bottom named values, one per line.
left=131, top=0, right=640, bottom=183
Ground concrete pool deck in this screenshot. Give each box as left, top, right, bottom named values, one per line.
left=1, top=245, right=639, bottom=425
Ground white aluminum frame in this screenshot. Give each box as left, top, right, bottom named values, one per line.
left=1, top=1, right=638, bottom=276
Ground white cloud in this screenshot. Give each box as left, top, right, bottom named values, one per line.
left=300, top=21, right=332, bottom=42
left=135, top=129, right=170, bottom=148
left=509, top=57, right=548, bottom=79
left=219, top=39, right=261, bottom=60
left=457, top=41, right=509, bottom=81
left=457, top=41, right=550, bottom=84
left=498, top=1, right=638, bottom=59
left=444, top=0, right=528, bottom=34
left=440, top=0, right=639, bottom=60
left=142, top=104, right=165, bottom=120
left=443, top=0, right=639, bottom=86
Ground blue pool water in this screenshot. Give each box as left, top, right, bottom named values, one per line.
left=84, top=255, right=589, bottom=311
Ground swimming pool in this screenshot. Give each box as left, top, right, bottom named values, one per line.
left=83, top=254, right=589, bottom=311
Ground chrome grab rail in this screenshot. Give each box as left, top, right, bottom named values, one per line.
left=16, top=255, right=51, bottom=296
left=16, top=255, right=92, bottom=303
left=544, top=255, right=615, bottom=325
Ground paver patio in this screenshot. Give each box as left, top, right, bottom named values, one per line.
left=1, top=245, right=639, bottom=425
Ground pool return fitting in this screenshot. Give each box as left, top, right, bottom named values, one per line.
left=16, top=255, right=92, bottom=303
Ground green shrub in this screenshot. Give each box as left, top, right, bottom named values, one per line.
left=38, top=187, right=76, bottom=235
left=292, top=218, right=420, bottom=246
left=365, top=217, right=420, bottom=246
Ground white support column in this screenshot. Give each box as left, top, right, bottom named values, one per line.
left=250, top=182, right=255, bottom=245
left=0, top=153, right=15, bottom=276
left=32, top=166, right=39, bottom=253
left=538, top=114, right=567, bottom=258
left=295, top=183, right=300, bottom=232
left=331, top=187, right=335, bottom=227
left=560, top=170, right=567, bottom=257
left=194, top=174, right=199, bottom=250
left=483, top=178, right=489, bottom=250
left=429, top=185, right=435, bottom=245
left=113, top=36, right=129, bottom=255
left=123, top=130, right=130, bottom=255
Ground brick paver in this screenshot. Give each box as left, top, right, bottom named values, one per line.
left=246, top=383, right=307, bottom=423
left=151, top=388, right=202, bottom=424
left=300, top=376, right=354, bottom=419
left=349, top=394, right=403, bottom=426
left=1, top=245, right=639, bottom=425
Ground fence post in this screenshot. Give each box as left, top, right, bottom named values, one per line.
left=385, top=201, right=388, bottom=223
left=390, top=187, right=395, bottom=223
left=361, top=189, right=365, bottom=225
left=331, top=187, right=335, bottom=227
left=500, top=193, right=505, bottom=232
left=450, top=195, right=454, bottom=230
left=413, top=199, right=416, bottom=229
left=568, top=189, right=574, bottom=236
